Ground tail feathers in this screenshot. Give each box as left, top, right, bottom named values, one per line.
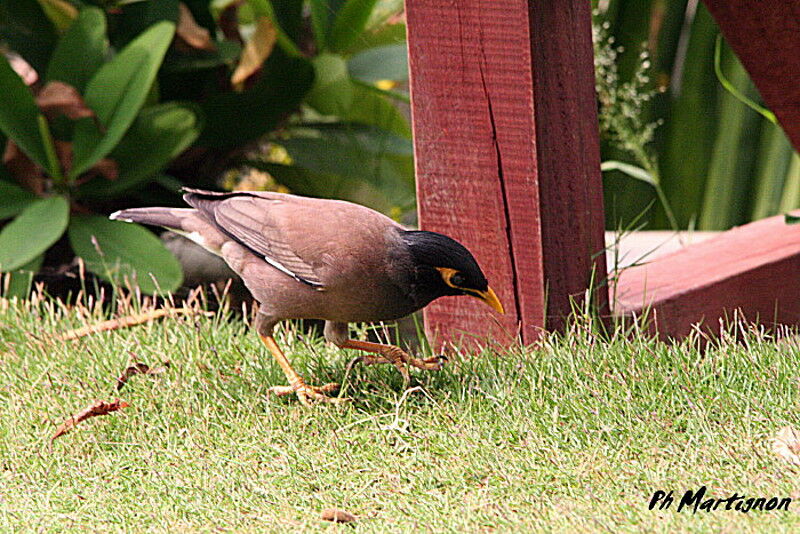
left=110, top=207, right=226, bottom=255
left=110, top=207, right=195, bottom=230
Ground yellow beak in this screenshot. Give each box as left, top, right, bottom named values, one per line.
left=473, top=286, right=504, bottom=314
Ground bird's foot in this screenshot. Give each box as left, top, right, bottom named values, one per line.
left=267, top=382, right=349, bottom=406
left=344, top=341, right=448, bottom=388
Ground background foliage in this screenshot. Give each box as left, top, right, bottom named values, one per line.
left=594, top=0, right=800, bottom=232
left=0, top=0, right=410, bottom=296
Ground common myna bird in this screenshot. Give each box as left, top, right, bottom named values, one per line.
left=111, top=189, right=503, bottom=405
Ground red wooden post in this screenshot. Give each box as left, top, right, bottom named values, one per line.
left=405, top=0, right=608, bottom=346
left=702, top=1, right=800, bottom=151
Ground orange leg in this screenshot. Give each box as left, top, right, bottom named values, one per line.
left=341, top=339, right=446, bottom=386
left=261, top=335, right=348, bottom=406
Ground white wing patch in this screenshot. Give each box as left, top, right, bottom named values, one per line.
left=173, top=230, right=222, bottom=257
left=263, top=255, right=326, bottom=291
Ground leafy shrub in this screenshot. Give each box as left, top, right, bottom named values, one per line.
left=0, top=0, right=411, bottom=295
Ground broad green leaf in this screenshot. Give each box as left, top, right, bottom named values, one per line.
left=347, top=43, right=407, bottom=83
left=328, top=0, right=378, bottom=52
left=699, top=46, right=762, bottom=231
left=750, top=122, right=795, bottom=219
left=347, top=84, right=410, bottom=137
left=345, top=21, right=405, bottom=55
left=714, top=34, right=776, bottom=125
left=305, top=53, right=354, bottom=114
left=70, top=21, right=176, bottom=179
left=250, top=161, right=398, bottom=213
left=79, top=103, right=203, bottom=199
left=2, top=253, right=43, bottom=299
left=0, top=56, right=51, bottom=172
left=305, top=54, right=410, bottom=137
left=0, top=180, right=37, bottom=219
left=46, top=7, right=107, bottom=93
left=68, top=215, right=183, bottom=294
left=277, top=124, right=414, bottom=204
left=0, top=196, right=69, bottom=271
left=199, top=51, right=313, bottom=147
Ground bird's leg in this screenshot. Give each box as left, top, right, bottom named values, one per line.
left=341, top=339, right=446, bottom=387
left=260, top=335, right=347, bottom=406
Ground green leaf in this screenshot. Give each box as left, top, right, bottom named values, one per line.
left=2, top=253, right=43, bottom=299
left=344, top=21, right=405, bottom=55
left=785, top=212, right=800, bottom=225
left=68, top=215, right=183, bottom=294
left=37, top=0, right=77, bottom=32
left=306, top=53, right=410, bottom=137
left=600, top=160, right=657, bottom=187
left=46, top=6, right=107, bottom=93
left=276, top=123, right=414, bottom=205
left=250, top=161, right=399, bottom=213
left=0, top=196, right=69, bottom=271
left=0, top=179, right=37, bottom=220
left=309, top=0, right=329, bottom=50
left=328, top=0, right=378, bottom=53
left=70, top=21, right=176, bottom=179
left=306, top=53, right=354, bottom=113
left=0, top=55, right=52, bottom=172
left=714, top=34, right=776, bottom=125
left=198, top=51, right=314, bottom=148
left=347, top=43, right=407, bottom=83
left=79, top=103, right=203, bottom=199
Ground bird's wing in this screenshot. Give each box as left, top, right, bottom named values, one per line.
left=183, top=190, right=401, bottom=290
left=211, top=196, right=326, bottom=288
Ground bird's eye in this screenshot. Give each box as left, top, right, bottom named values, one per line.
left=450, top=272, right=466, bottom=287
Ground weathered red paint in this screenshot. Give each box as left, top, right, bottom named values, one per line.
left=405, top=0, right=607, bottom=346
left=702, top=0, right=800, bottom=151
left=614, top=213, right=800, bottom=339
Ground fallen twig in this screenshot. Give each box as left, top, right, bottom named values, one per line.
left=56, top=308, right=213, bottom=341
left=51, top=399, right=129, bottom=441
left=115, top=361, right=171, bottom=391
left=320, top=508, right=357, bottom=524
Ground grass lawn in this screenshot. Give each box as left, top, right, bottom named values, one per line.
left=2, top=296, right=800, bottom=532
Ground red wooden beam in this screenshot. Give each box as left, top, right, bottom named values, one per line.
left=614, top=214, right=800, bottom=339
left=702, top=0, right=800, bottom=150
left=405, top=0, right=607, bottom=346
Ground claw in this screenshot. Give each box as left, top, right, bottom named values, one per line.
left=268, top=382, right=349, bottom=406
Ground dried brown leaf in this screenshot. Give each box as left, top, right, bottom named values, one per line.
left=2, top=141, right=46, bottom=194
left=218, top=0, right=244, bottom=44
left=772, top=426, right=800, bottom=465
left=51, top=399, right=129, bottom=441
left=37, top=81, right=96, bottom=121
left=320, top=508, right=357, bottom=523
left=56, top=308, right=214, bottom=341
left=116, top=361, right=171, bottom=391
left=176, top=3, right=216, bottom=51
left=231, top=17, right=277, bottom=88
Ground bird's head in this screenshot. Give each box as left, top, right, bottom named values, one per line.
left=400, top=230, right=504, bottom=314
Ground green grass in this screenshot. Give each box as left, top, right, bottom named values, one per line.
left=2, top=296, right=800, bottom=532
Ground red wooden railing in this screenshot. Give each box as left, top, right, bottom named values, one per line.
left=405, top=0, right=800, bottom=343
